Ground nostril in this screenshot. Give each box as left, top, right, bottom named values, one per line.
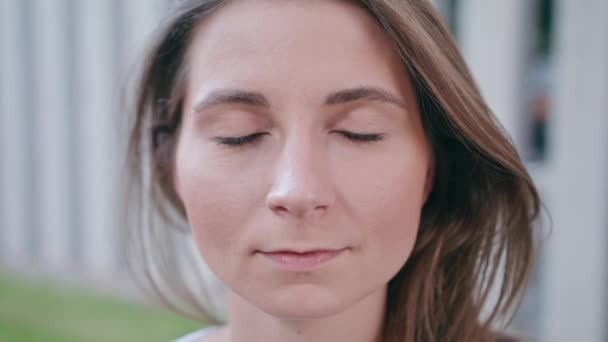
left=266, top=193, right=329, bottom=218
left=272, top=205, right=289, bottom=214
left=314, top=204, right=328, bottom=212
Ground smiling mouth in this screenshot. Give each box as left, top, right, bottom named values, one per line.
left=259, top=248, right=347, bottom=271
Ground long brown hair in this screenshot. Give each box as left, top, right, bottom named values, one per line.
left=124, top=1, right=540, bottom=341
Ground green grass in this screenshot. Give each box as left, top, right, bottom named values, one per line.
left=0, top=274, right=204, bottom=342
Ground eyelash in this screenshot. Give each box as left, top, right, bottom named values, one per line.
left=215, top=131, right=384, bottom=147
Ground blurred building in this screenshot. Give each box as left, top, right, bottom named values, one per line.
left=1, top=1, right=607, bottom=341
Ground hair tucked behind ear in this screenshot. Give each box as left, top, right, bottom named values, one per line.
left=124, top=1, right=541, bottom=341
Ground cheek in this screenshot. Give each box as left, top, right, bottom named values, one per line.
left=350, top=148, right=429, bottom=270
left=174, top=139, right=259, bottom=270
left=371, top=191, right=421, bottom=263
left=179, top=178, right=237, bottom=256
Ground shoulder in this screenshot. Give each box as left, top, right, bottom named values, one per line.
left=173, top=327, right=218, bottom=342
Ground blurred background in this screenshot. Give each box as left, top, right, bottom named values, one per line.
left=1, top=0, right=606, bottom=341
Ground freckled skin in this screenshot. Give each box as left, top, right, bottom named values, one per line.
left=173, top=1, right=433, bottom=341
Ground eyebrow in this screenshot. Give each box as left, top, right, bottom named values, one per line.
left=192, top=86, right=407, bottom=113
left=193, top=89, right=270, bottom=112
left=324, top=87, right=407, bottom=109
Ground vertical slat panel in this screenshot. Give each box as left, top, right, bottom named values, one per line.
left=122, top=0, right=165, bottom=65
left=458, top=0, right=534, bottom=157
left=119, top=0, right=165, bottom=154
left=64, top=0, right=83, bottom=267
left=114, top=0, right=166, bottom=268
left=0, top=0, right=31, bottom=264
left=74, top=0, right=120, bottom=275
left=540, top=0, right=608, bottom=341
left=31, top=0, right=72, bottom=270
left=457, top=1, right=539, bottom=334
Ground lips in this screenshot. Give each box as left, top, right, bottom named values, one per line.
left=259, top=248, right=346, bottom=271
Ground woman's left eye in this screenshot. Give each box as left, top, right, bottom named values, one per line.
left=333, top=130, right=384, bottom=143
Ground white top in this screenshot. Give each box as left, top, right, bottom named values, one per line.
left=173, top=327, right=218, bottom=342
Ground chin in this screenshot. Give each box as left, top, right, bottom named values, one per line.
left=256, top=283, right=348, bottom=320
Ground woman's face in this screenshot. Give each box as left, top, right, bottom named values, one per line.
left=174, top=0, right=432, bottom=319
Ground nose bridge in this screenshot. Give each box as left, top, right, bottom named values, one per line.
left=266, top=130, right=333, bottom=218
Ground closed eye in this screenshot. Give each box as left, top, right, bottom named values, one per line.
left=214, top=132, right=268, bottom=147
left=214, top=130, right=384, bottom=148
left=333, top=130, right=385, bottom=143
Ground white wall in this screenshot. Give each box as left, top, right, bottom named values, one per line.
left=539, top=0, right=608, bottom=341
left=458, top=0, right=535, bottom=156
left=456, top=0, right=608, bottom=341
left=0, top=0, right=165, bottom=276
left=1, top=0, right=30, bottom=264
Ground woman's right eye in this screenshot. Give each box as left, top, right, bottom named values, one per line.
left=214, top=132, right=268, bottom=147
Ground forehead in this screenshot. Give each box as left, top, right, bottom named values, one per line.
left=185, top=0, right=411, bottom=106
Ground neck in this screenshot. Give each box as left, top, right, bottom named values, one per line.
left=224, top=287, right=386, bottom=342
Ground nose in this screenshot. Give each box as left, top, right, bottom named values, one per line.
left=265, top=137, right=335, bottom=220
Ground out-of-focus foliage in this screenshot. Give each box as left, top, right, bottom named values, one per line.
left=0, top=274, right=203, bottom=342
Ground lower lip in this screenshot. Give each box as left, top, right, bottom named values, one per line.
left=260, top=249, right=345, bottom=271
